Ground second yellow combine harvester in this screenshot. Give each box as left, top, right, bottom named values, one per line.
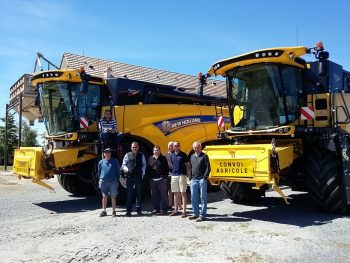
left=205, top=42, right=350, bottom=213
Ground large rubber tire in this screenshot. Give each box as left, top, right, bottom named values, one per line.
left=306, top=146, right=348, bottom=214
left=57, top=173, right=95, bottom=196
left=220, top=182, right=265, bottom=204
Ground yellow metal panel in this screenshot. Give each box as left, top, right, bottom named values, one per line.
left=14, top=147, right=44, bottom=180
left=209, top=46, right=308, bottom=76
left=205, top=144, right=294, bottom=185
left=121, top=104, right=229, bottom=155
left=334, top=93, right=350, bottom=133
left=276, top=146, right=294, bottom=170
left=31, top=70, right=105, bottom=86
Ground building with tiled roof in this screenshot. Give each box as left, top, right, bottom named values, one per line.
left=60, top=53, right=226, bottom=97
left=10, top=53, right=227, bottom=123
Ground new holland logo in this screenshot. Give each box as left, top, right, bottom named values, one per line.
left=155, top=116, right=202, bottom=135
left=154, top=115, right=225, bottom=135
left=161, top=120, right=172, bottom=133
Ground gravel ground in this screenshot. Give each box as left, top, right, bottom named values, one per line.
left=0, top=171, right=350, bottom=263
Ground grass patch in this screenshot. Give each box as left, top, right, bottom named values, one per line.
left=0, top=166, right=13, bottom=171
left=238, top=223, right=249, bottom=229
left=267, top=231, right=285, bottom=237
left=195, top=224, right=214, bottom=231
left=177, top=251, right=194, bottom=257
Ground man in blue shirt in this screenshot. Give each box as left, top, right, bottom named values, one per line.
left=169, top=141, right=189, bottom=217
left=98, top=148, right=120, bottom=217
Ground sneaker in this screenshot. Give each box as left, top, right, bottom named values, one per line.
left=125, top=212, right=131, bottom=217
left=181, top=213, right=187, bottom=218
left=196, top=216, right=206, bottom=222
left=112, top=211, right=117, bottom=217
left=188, top=215, right=198, bottom=220
left=100, top=211, right=107, bottom=217
left=137, top=211, right=143, bottom=216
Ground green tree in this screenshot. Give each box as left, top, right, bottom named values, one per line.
left=0, top=114, right=18, bottom=164
left=21, top=121, right=38, bottom=147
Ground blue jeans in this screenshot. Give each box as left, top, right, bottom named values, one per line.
left=126, top=177, right=142, bottom=213
left=190, top=178, right=207, bottom=218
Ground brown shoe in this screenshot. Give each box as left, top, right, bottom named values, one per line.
left=181, top=213, right=187, bottom=218
left=169, top=211, right=179, bottom=216
left=188, top=215, right=198, bottom=220
left=196, top=216, right=205, bottom=222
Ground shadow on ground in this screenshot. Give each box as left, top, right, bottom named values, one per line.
left=34, top=195, right=100, bottom=213
left=208, top=191, right=349, bottom=227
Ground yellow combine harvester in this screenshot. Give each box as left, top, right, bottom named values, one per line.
left=13, top=68, right=228, bottom=197
left=204, top=42, right=350, bottom=213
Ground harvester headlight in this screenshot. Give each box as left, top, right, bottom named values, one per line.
left=262, top=52, right=266, bottom=57
left=268, top=52, right=272, bottom=56
left=284, top=127, right=290, bottom=133
left=275, top=52, right=279, bottom=56
left=255, top=53, right=260, bottom=58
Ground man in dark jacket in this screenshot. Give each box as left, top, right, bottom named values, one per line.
left=189, top=141, right=210, bottom=222
left=121, top=142, right=146, bottom=217
left=148, top=145, right=169, bottom=215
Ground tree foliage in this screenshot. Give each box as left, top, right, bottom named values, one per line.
left=21, top=121, right=38, bottom=147
left=0, top=115, right=38, bottom=164
left=0, top=115, right=18, bottom=164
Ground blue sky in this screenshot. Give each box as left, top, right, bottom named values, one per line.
left=1, top=0, right=350, bottom=136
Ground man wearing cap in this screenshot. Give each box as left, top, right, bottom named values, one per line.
left=98, top=148, right=120, bottom=217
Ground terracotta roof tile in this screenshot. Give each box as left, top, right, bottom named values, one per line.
left=61, top=53, right=226, bottom=97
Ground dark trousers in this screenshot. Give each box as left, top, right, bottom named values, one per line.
left=149, top=178, right=168, bottom=212
left=100, top=132, right=117, bottom=149
left=126, top=176, right=142, bottom=213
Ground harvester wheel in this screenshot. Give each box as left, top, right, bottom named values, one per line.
left=306, top=146, right=348, bottom=214
left=57, top=172, right=95, bottom=196
left=220, top=182, right=265, bottom=203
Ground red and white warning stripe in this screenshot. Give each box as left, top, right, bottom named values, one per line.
left=79, top=116, right=89, bottom=128
left=217, top=116, right=224, bottom=128
left=300, top=106, right=315, bottom=120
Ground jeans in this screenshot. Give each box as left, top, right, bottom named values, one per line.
left=149, top=178, right=168, bottom=212
left=126, top=177, right=142, bottom=213
left=190, top=178, right=207, bottom=218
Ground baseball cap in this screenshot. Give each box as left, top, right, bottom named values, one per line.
left=103, top=148, right=112, bottom=152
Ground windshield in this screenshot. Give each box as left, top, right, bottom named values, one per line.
left=39, top=82, right=101, bottom=135
left=227, top=64, right=300, bottom=130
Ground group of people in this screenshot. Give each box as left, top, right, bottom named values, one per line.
left=97, top=140, right=210, bottom=222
